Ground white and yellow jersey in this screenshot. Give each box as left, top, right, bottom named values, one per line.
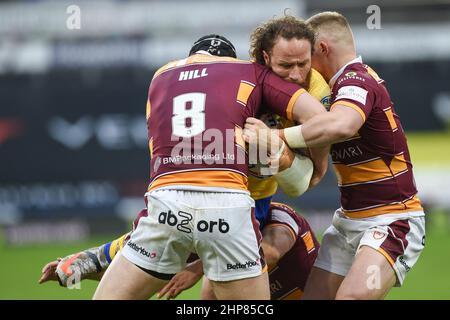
left=248, top=68, right=331, bottom=200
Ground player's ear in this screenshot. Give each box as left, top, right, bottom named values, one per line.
left=319, top=41, right=329, bottom=56
left=263, top=50, right=270, bottom=65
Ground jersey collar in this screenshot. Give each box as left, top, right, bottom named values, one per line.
left=329, top=56, right=363, bottom=87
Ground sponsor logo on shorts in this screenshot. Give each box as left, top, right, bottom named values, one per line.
left=127, top=241, right=154, bottom=259
left=158, top=210, right=193, bottom=233
left=372, top=231, right=387, bottom=240
left=227, top=258, right=260, bottom=270
left=197, top=219, right=229, bottom=233
left=399, top=256, right=411, bottom=272
left=158, top=210, right=230, bottom=234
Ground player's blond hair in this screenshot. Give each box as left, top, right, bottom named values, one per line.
left=306, top=12, right=355, bottom=47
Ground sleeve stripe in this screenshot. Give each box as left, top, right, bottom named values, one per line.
left=103, top=242, right=112, bottom=264
left=301, top=231, right=316, bottom=253
left=378, top=247, right=395, bottom=266
left=331, top=100, right=366, bottom=122
left=146, top=100, right=151, bottom=120
left=286, top=88, right=306, bottom=121
left=265, top=222, right=297, bottom=242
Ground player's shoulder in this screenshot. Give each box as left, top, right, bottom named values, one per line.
left=152, top=54, right=253, bottom=80
left=334, top=62, right=379, bottom=89
left=333, top=62, right=388, bottom=107
left=251, top=61, right=273, bottom=79
left=152, top=59, right=183, bottom=80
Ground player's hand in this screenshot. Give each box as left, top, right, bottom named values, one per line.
left=38, top=258, right=62, bottom=284
left=243, top=117, right=270, bottom=143
left=243, top=117, right=283, bottom=155
left=244, top=117, right=286, bottom=174
left=157, top=261, right=204, bottom=300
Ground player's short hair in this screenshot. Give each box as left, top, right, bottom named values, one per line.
left=306, top=11, right=352, bottom=38
left=189, top=34, right=237, bottom=58
left=249, top=15, right=316, bottom=65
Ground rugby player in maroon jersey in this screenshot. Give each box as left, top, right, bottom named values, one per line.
left=39, top=20, right=328, bottom=300
left=244, top=12, right=426, bottom=300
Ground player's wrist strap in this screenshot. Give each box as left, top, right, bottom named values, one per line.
left=283, top=125, right=307, bottom=149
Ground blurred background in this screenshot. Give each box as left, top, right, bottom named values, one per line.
left=0, top=0, right=449, bottom=299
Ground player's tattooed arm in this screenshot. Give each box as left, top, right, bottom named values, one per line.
left=39, top=233, right=130, bottom=287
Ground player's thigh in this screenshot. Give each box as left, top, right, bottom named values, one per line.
left=335, top=245, right=396, bottom=300
left=210, top=272, right=270, bottom=300
left=200, top=277, right=217, bottom=300
left=93, top=252, right=168, bottom=300
left=302, top=224, right=350, bottom=300
left=302, top=266, right=344, bottom=300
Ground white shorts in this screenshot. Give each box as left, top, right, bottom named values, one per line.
left=121, top=189, right=265, bottom=282
left=314, top=209, right=425, bottom=286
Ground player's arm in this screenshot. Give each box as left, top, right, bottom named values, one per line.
left=261, top=224, right=296, bottom=271
left=243, top=116, right=325, bottom=197
left=306, top=144, right=329, bottom=188
left=273, top=151, right=314, bottom=197
left=39, top=233, right=130, bottom=287
left=283, top=91, right=331, bottom=188
left=253, top=82, right=329, bottom=192
left=281, top=75, right=331, bottom=188
left=280, top=81, right=372, bottom=149
left=280, top=103, right=365, bottom=148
